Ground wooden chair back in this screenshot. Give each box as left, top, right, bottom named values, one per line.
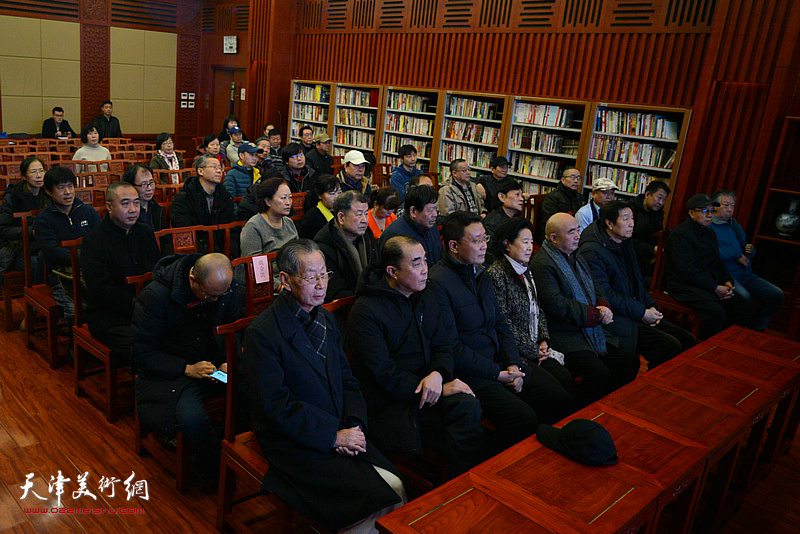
left=15, top=210, right=43, bottom=287
left=373, top=163, right=392, bottom=188
left=291, top=192, right=308, bottom=222
left=232, top=254, right=277, bottom=317
left=530, top=193, right=547, bottom=231
left=218, top=220, right=248, bottom=258
left=61, top=238, right=85, bottom=327
left=126, top=272, right=153, bottom=296
left=154, top=183, right=184, bottom=203
left=153, top=168, right=194, bottom=185
left=649, top=230, right=668, bottom=294
left=215, top=316, right=257, bottom=442
left=155, top=225, right=216, bottom=255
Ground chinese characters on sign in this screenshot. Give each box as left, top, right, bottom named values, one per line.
left=20, top=471, right=149, bottom=508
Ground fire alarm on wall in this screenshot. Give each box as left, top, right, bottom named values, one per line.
left=223, top=35, right=237, bottom=54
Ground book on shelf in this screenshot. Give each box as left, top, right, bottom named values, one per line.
left=381, top=154, right=429, bottom=172
left=294, top=83, right=330, bottom=103
left=335, top=128, right=374, bottom=148
left=446, top=95, right=500, bottom=120
left=336, top=108, right=376, bottom=128
left=509, top=152, right=565, bottom=181
left=595, top=109, right=680, bottom=140
left=293, top=103, right=328, bottom=122
left=385, top=113, right=434, bottom=136
left=509, top=128, right=571, bottom=154
left=586, top=163, right=656, bottom=195
left=387, top=92, right=432, bottom=113
left=521, top=182, right=555, bottom=195
left=338, top=87, right=379, bottom=107
left=589, top=134, right=675, bottom=168
left=444, top=119, right=500, bottom=145
left=513, top=102, right=575, bottom=128
left=382, top=134, right=431, bottom=157
left=438, top=143, right=496, bottom=168
left=291, top=123, right=327, bottom=138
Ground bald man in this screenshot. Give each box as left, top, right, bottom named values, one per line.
left=132, top=252, right=241, bottom=484
left=531, top=213, right=639, bottom=406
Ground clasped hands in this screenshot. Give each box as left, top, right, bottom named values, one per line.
left=498, top=365, right=525, bottom=393
left=714, top=282, right=735, bottom=300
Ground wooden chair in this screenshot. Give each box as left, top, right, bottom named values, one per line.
left=232, top=254, right=277, bottom=317
left=63, top=238, right=134, bottom=423
left=153, top=168, right=194, bottom=185
left=424, top=171, right=440, bottom=190
left=155, top=226, right=216, bottom=255
left=218, top=220, right=248, bottom=258
left=649, top=230, right=702, bottom=339
left=373, top=163, right=392, bottom=188
left=1, top=271, right=24, bottom=331
left=17, top=210, right=64, bottom=368
left=154, top=183, right=184, bottom=204
left=291, top=192, right=308, bottom=222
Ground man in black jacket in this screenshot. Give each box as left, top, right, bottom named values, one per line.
left=532, top=212, right=637, bottom=405
left=665, top=194, right=750, bottom=339
left=348, top=236, right=484, bottom=477
left=478, top=156, right=516, bottom=213
left=93, top=100, right=122, bottom=140
left=281, top=142, right=317, bottom=193
left=170, top=155, right=234, bottom=252
left=630, top=180, right=670, bottom=282
left=305, top=133, right=334, bottom=176
left=429, top=211, right=573, bottom=452
left=482, top=179, right=524, bottom=238
left=123, top=164, right=165, bottom=231
left=578, top=201, right=694, bottom=370
left=81, top=182, right=161, bottom=361
left=379, top=185, right=442, bottom=267
left=314, top=191, right=378, bottom=302
left=245, top=239, right=405, bottom=531
left=42, top=107, right=76, bottom=138
left=132, top=252, right=239, bottom=482
left=536, top=167, right=583, bottom=242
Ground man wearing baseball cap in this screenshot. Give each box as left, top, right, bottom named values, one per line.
left=224, top=142, right=263, bottom=205
left=306, top=133, right=334, bottom=176
left=575, top=178, right=618, bottom=233
left=223, top=126, right=245, bottom=163
left=337, top=150, right=371, bottom=195
left=665, top=194, right=750, bottom=339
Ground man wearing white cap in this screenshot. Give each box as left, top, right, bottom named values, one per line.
left=337, top=150, right=371, bottom=195
left=575, top=178, right=618, bottom=233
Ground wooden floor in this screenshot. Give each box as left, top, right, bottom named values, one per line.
left=0, top=305, right=798, bottom=533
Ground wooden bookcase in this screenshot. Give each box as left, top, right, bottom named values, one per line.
left=505, top=96, right=591, bottom=195
left=288, top=80, right=333, bottom=143
left=380, top=87, right=441, bottom=172
left=752, top=116, right=800, bottom=339
left=438, top=91, right=508, bottom=183
left=584, top=103, right=691, bottom=201
left=332, top=83, right=383, bottom=158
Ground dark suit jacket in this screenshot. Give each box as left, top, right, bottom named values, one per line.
left=42, top=118, right=75, bottom=138
left=244, top=292, right=401, bottom=529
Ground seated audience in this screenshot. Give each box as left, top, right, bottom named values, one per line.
left=337, top=150, right=372, bottom=195
left=262, top=123, right=274, bottom=137
left=711, top=190, right=783, bottom=331
left=222, top=126, right=245, bottom=164
left=478, top=156, right=514, bottom=213
left=81, top=182, right=160, bottom=362
left=224, top=142, right=263, bottom=203
left=348, top=236, right=485, bottom=476
left=150, top=133, right=185, bottom=180
left=482, top=179, right=524, bottom=238
left=93, top=100, right=121, bottom=140
left=218, top=115, right=245, bottom=144
left=245, top=240, right=405, bottom=530
left=630, top=180, right=670, bottom=281
left=665, top=194, right=751, bottom=339
left=578, top=200, right=695, bottom=369
left=253, top=136, right=272, bottom=175
left=123, top=164, right=165, bottom=231
left=281, top=142, right=317, bottom=193
left=315, top=191, right=377, bottom=302
left=531, top=213, right=637, bottom=405
left=368, top=186, right=400, bottom=239
left=132, top=253, right=239, bottom=483
left=42, top=106, right=75, bottom=138
left=429, top=212, right=574, bottom=452
left=0, top=158, right=49, bottom=284
left=379, top=185, right=441, bottom=267
left=305, top=133, right=334, bottom=176
left=171, top=155, right=234, bottom=252
left=266, top=129, right=284, bottom=172
left=34, top=167, right=101, bottom=323
left=438, top=159, right=484, bottom=218
left=536, top=167, right=583, bottom=242
left=196, top=134, right=226, bottom=167
left=390, top=145, right=424, bottom=202
left=73, top=125, right=111, bottom=172
left=299, top=174, right=341, bottom=240
left=299, top=125, right=315, bottom=154
left=575, top=178, right=618, bottom=232
left=486, top=218, right=578, bottom=402
left=236, top=168, right=284, bottom=222
left=240, top=177, right=297, bottom=257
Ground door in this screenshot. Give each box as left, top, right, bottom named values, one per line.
left=212, top=67, right=247, bottom=136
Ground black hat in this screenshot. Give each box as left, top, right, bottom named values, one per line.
left=536, top=419, right=618, bottom=466
left=687, top=194, right=720, bottom=211
left=490, top=156, right=509, bottom=168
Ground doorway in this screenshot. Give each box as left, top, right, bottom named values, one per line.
left=212, top=67, right=247, bottom=136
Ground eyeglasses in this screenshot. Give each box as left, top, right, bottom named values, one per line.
left=466, top=235, right=491, bottom=245
left=295, top=270, right=333, bottom=285
left=202, top=165, right=223, bottom=171
left=289, top=154, right=304, bottom=160
left=693, top=208, right=716, bottom=214
left=197, top=285, right=234, bottom=301
left=135, top=180, right=155, bottom=189
left=564, top=174, right=582, bottom=181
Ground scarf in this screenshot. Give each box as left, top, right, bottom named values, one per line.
left=287, top=292, right=328, bottom=361
left=541, top=240, right=606, bottom=354
left=337, top=224, right=367, bottom=279
left=159, top=150, right=180, bottom=184
left=506, top=255, right=539, bottom=343
left=317, top=200, right=334, bottom=222
left=454, top=180, right=479, bottom=215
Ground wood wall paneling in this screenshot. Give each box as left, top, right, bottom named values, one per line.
left=80, top=23, right=110, bottom=128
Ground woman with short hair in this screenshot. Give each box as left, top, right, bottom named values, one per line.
left=73, top=125, right=111, bottom=172
left=299, top=174, right=341, bottom=239
left=240, top=177, right=298, bottom=257
left=150, top=132, right=185, bottom=173
left=368, top=186, right=400, bottom=238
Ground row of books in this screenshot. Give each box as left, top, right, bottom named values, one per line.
left=587, top=163, right=655, bottom=195
left=438, top=143, right=496, bottom=168
left=337, top=87, right=379, bottom=108
left=589, top=135, right=675, bottom=169
left=385, top=113, right=434, bottom=136
left=293, top=103, right=328, bottom=122
left=443, top=119, right=500, bottom=145
left=335, top=128, right=374, bottom=148
left=382, top=134, right=432, bottom=157
left=513, top=102, right=576, bottom=128
left=386, top=92, right=432, bottom=113
left=446, top=96, right=501, bottom=120
left=509, top=128, right=577, bottom=155
left=595, top=109, right=679, bottom=140
left=294, top=84, right=330, bottom=103
left=290, top=123, right=326, bottom=138
left=336, top=108, right=377, bottom=128
left=509, top=153, right=566, bottom=181
left=522, top=182, right=555, bottom=195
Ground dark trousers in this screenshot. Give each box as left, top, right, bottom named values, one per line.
left=564, top=345, right=639, bottom=407
left=636, top=319, right=696, bottom=369
left=474, top=383, right=538, bottom=455
left=520, top=362, right=577, bottom=424
left=539, top=357, right=580, bottom=410
left=418, top=393, right=485, bottom=477
left=668, top=285, right=750, bottom=340
left=91, top=324, right=133, bottom=367
left=174, top=379, right=226, bottom=479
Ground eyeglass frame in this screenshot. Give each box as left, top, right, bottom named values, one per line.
left=293, top=270, right=334, bottom=285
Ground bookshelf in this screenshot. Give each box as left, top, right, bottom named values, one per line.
left=380, top=87, right=440, bottom=172
left=333, top=83, right=383, bottom=158
left=505, top=97, right=590, bottom=195
left=438, top=91, right=507, bottom=183
left=289, top=80, right=332, bottom=143
left=584, top=103, right=690, bottom=199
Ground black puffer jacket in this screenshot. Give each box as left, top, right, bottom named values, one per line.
left=314, top=219, right=379, bottom=302
left=536, top=182, right=582, bottom=242
left=0, top=181, right=48, bottom=249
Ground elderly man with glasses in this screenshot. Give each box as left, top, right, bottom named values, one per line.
left=665, top=194, right=751, bottom=339
left=123, top=164, right=165, bottom=231
left=132, top=252, right=240, bottom=485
